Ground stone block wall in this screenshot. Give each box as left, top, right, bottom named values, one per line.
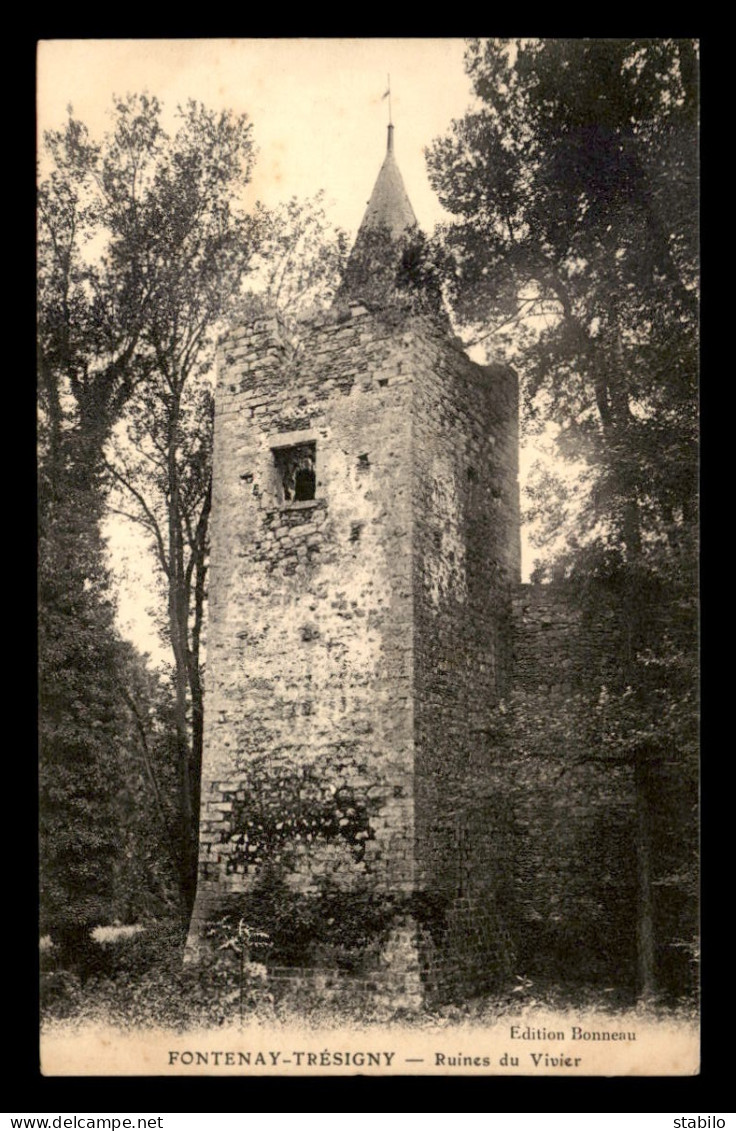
left=489, top=582, right=696, bottom=997
left=187, top=304, right=522, bottom=994
left=189, top=307, right=423, bottom=941
left=411, top=319, right=520, bottom=904
left=512, top=582, right=622, bottom=696
left=501, top=583, right=640, bottom=987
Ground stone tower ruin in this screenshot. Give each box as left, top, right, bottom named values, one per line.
left=186, top=126, right=522, bottom=998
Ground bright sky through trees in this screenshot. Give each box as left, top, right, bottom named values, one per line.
left=38, top=40, right=476, bottom=234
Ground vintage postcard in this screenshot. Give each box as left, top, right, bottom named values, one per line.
left=38, top=38, right=699, bottom=1077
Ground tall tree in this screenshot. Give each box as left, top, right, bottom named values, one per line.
left=38, top=103, right=156, bottom=955
left=38, top=94, right=259, bottom=929
left=106, top=379, right=213, bottom=918
left=39, top=456, right=129, bottom=966
left=427, top=38, right=698, bottom=998
left=104, top=97, right=260, bottom=915
left=427, top=39, right=697, bottom=565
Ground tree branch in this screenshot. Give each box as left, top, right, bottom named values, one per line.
left=104, top=459, right=170, bottom=576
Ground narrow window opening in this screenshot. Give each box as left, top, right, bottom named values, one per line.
left=357, top=453, right=370, bottom=471
left=273, top=441, right=316, bottom=504
left=378, top=378, right=389, bottom=388
left=350, top=522, right=363, bottom=543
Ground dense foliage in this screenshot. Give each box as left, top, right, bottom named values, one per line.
left=427, top=39, right=697, bottom=569
left=427, top=38, right=699, bottom=999
left=38, top=93, right=259, bottom=939
left=38, top=459, right=127, bottom=961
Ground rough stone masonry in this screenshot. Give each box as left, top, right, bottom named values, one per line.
left=185, top=292, right=521, bottom=993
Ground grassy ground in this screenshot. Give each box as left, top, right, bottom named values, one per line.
left=40, top=920, right=698, bottom=1036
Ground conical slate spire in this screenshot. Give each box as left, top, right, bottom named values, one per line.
left=336, top=124, right=422, bottom=308
left=355, top=124, right=418, bottom=241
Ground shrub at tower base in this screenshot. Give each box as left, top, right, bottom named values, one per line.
left=197, top=751, right=516, bottom=1005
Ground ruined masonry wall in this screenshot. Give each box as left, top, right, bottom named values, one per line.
left=190, top=309, right=419, bottom=930
left=494, top=583, right=638, bottom=986
left=411, top=321, right=520, bottom=901
left=505, top=584, right=695, bottom=994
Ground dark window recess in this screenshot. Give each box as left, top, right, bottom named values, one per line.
left=350, top=522, right=363, bottom=543
left=378, top=378, right=389, bottom=387
left=294, top=466, right=316, bottom=500
left=357, top=453, right=370, bottom=470
left=273, top=441, right=316, bottom=503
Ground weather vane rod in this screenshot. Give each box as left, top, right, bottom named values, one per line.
left=382, top=74, right=393, bottom=126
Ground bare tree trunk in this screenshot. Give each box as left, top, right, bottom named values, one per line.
left=167, top=394, right=199, bottom=921
left=186, top=478, right=211, bottom=855
left=121, top=684, right=186, bottom=920
left=635, top=751, right=656, bottom=1001
left=598, top=312, right=657, bottom=1002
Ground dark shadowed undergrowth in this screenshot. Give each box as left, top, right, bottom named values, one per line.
left=40, top=920, right=698, bottom=1034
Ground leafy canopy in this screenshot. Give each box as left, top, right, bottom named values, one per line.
left=427, top=39, right=698, bottom=579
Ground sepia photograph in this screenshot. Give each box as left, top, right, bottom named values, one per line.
left=37, top=38, right=699, bottom=1077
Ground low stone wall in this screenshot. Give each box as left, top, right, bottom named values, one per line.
left=267, top=965, right=422, bottom=1012
left=265, top=898, right=513, bottom=1009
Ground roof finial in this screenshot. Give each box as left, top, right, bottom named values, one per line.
left=382, top=74, right=393, bottom=150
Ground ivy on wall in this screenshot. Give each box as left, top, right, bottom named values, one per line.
left=223, top=759, right=380, bottom=872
